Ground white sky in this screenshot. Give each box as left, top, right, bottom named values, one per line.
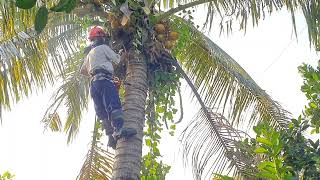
left=0, top=9, right=319, bottom=180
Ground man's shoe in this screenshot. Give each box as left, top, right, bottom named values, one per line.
left=107, top=135, right=117, bottom=150
left=113, top=128, right=137, bottom=140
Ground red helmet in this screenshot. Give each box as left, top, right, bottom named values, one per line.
left=88, top=26, right=106, bottom=41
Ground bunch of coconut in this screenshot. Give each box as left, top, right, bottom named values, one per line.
left=154, top=22, right=179, bottom=50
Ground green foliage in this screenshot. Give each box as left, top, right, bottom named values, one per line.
left=51, top=0, right=70, bottom=12
left=212, top=174, right=234, bottom=180
left=41, top=0, right=77, bottom=33
left=141, top=67, right=181, bottom=179
left=253, top=123, right=294, bottom=180
left=141, top=153, right=171, bottom=180
left=35, top=6, right=49, bottom=34
left=15, top=0, right=37, bottom=9
left=0, top=171, right=15, bottom=180
left=299, top=62, right=320, bottom=133
left=73, top=15, right=95, bottom=30
left=228, top=119, right=320, bottom=179
left=283, top=117, right=320, bottom=178
left=51, top=0, right=77, bottom=13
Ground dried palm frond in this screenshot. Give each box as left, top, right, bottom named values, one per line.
left=77, top=119, right=114, bottom=180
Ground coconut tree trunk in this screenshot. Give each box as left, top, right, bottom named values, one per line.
left=112, top=53, right=148, bottom=180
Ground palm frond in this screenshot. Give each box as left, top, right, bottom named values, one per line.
left=174, top=60, right=256, bottom=179
left=42, top=112, right=62, bottom=132
left=77, top=119, right=114, bottom=180
left=0, top=12, right=84, bottom=119
left=181, top=109, right=256, bottom=179
left=301, top=0, right=320, bottom=50
left=42, top=51, right=90, bottom=142
left=0, top=33, right=53, bottom=113
left=171, top=17, right=289, bottom=130
left=160, top=0, right=319, bottom=49
left=0, top=1, right=38, bottom=41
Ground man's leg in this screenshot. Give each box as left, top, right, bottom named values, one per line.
left=90, top=81, right=117, bottom=149
left=102, top=79, right=137, bottom=140
left=103, top=118, right=117, bottom=149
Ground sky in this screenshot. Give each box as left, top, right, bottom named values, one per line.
left=0, top=8, right=319, bottom=180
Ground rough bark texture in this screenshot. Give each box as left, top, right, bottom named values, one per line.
left=112, top=54, right=147, bottom=180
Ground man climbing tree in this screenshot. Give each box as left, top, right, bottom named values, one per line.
left=80, top=26, right=137, bottom=149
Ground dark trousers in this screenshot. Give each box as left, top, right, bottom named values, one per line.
left=90, top=79, right=124, bottom=135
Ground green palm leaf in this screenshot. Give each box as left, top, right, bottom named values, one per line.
left=171, top=17, right=289, bottom=129
left=0, top=12, right=84, bottom=119
left=42, top=51, right=90, bottom=143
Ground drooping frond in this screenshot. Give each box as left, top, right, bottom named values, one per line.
left=174, top=60, right=256, bottom=179
left=301, top=0, right=320, bottom=50
left=159, top=0, right=320, bottom=49
left=0, top=32, right=52, bottom=111
left=171, top=17, right=290, bottom=130
left=42, top=51, right=90, bottom=142
left=181, top=109, right=256, bottom=179
left=77, top=119, right=114, bottom=180
left=170, top=16, right=290, bottom=179
left=0, top=11, right=85, bottom=119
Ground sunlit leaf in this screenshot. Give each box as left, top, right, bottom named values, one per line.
left=255, top=147, right=268, bottom=154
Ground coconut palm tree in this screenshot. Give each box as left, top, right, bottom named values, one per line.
left=0, top=0, right=319, bottom=179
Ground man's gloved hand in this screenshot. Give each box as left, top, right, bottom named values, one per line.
left=113, top=76, right=121, bottom=90
left=120, top=51, right=129, bottom=61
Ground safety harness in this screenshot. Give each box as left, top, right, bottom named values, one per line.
left=90, top=68, right=113, bottom=82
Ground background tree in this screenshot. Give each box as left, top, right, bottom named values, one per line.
left=0, top=0, right=319, bottom=179
left=0, top=171, right=15, bottom=180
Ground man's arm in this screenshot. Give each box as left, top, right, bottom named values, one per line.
left=80, top=57, right=89, bottom=76
left=105, top=45, right=121, bottom=64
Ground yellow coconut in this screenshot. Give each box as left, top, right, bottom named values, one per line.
left=111, top=19, right=120, bottom=29
left=156, top=34, right=166, bottom=42
left=168, top=31, right=179, bottom=41
left=164, top=40, right=175, bottom=49
left=154, top=24, right=166, bottom=34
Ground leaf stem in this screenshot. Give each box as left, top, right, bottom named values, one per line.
left=157, top=0, right=213, bottom=22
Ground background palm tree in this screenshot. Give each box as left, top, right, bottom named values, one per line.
left=0, top=0, right=319, bottom=179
